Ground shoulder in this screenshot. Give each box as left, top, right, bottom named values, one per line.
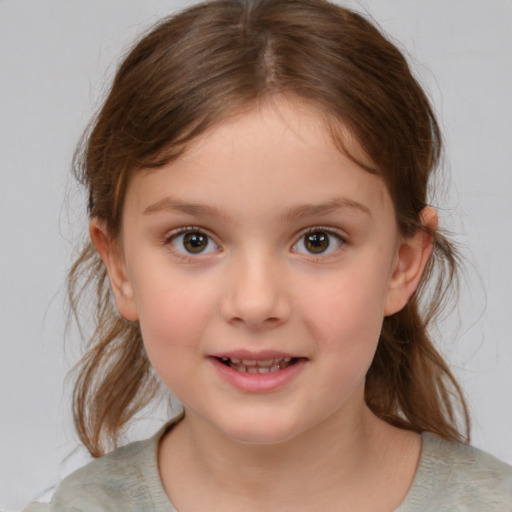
left=25, top=421, right=178, bottom=512
left=399, top=433, right=512, bottom=511
left=57, top=437, right=153, bottom=507
left=49, top=437, right=155, bottom=512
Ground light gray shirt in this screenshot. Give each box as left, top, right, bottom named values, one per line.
left=24, top=423, right=512, bottom=511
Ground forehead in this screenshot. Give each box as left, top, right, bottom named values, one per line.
left=124, top=97, right=394, bottom=224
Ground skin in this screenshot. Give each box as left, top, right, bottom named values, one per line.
left=92, top=97, right=437, bottom=511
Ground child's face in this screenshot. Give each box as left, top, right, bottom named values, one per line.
left=97, top=97, right=426, bottom=445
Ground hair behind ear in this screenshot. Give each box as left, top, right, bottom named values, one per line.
left=68, top=241, right=160, bottom=457
left=366, top=224, right=470, bottom=444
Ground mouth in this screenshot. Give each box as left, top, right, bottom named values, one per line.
left=216, top=356, right=298, bottom=374
left=210, top=352, right=307, bottom=392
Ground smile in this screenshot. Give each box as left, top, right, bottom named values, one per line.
left=210, top=353, right=307, bottom=392
left=218, top=356, right=295, bottom=373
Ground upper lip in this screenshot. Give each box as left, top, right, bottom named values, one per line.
left=210, top=350, right=301, bottom=360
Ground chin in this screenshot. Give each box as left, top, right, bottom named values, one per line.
left=213, top=413, right=306, bottom=446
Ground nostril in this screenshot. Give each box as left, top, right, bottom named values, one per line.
left=229, top=315, right=283, bottom=329
left=220, top=282, right=291, bottom=328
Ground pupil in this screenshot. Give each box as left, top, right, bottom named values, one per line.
left=184, top=232, right=207, bottom=253
left=306, top=232, right=329, bottom=253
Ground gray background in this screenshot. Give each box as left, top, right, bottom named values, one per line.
left=1, top=0, right=511, bottom=510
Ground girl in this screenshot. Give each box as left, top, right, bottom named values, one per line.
left=24, top=0, right=512, bottom=510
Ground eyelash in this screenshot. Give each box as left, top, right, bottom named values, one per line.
left=163, top=226, right=347, bottom=259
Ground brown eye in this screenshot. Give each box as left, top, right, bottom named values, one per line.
left=170, top=230, right=218, bottom=255
left=183, top=232, right=208, bottom=253
left=292, top=229, right=344, bottom=256
left=304, top=231, right=330, bottom=253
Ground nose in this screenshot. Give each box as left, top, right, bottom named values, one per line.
left=220, top=252, right=291, bottom=330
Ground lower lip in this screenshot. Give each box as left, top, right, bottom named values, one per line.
left=209, top=357, right=307, bottom=393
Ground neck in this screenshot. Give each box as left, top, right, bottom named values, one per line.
left=187, top=400, right=370, bottom=488
left=158, top=394, right=419, bottom=512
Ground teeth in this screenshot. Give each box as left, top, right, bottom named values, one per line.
left=256, top=359, right=274, bottom=367
left=220, top=356, right=295, bottom=373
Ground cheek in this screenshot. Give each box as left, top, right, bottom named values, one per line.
left=306, top=294, right=382, bottom=406
left=308, top=264, right=387, bottom=322
left=300, top=267, right=387, bottom=362
left=133, top=273, right=217, bottom=378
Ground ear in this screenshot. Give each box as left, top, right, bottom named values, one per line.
left=384, top=207, right=438, bottom=316
left=89, top=218, right=139, bottom=321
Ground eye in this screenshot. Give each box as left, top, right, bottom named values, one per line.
left=168, top=229, right=219, bottom=255
left=292, top=229, right=345, bottom=255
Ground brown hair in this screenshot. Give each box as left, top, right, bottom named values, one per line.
left=69, top=0, right=470, bottom=457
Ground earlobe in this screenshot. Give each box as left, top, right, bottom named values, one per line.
left=384, top=207, right=438, bottom=316
left=89, top=218, right=139, bottom=321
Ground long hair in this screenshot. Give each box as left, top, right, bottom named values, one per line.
left=69, top=0, right=469, bottom=457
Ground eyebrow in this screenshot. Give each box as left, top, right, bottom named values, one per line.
left=143, top=198, right=230, bottom=219
left=143, top=196, right=371, bottom=219
left=282, top=198, right=371, bottom=220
